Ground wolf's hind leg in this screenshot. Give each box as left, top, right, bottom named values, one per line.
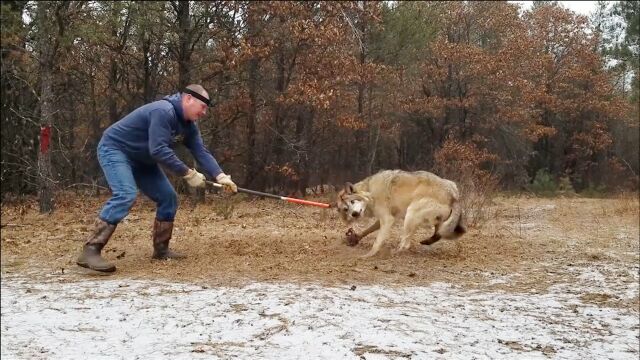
left=409, top=200, right=449, bottom=246
left=396, top=202, right=424, bottom=252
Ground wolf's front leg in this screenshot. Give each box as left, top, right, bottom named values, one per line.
left=360, top=216, right=393, bottom=258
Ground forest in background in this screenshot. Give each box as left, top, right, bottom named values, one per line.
left=1, top=1, right=638, bottom=213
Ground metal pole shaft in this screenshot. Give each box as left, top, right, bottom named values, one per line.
left=205, top=181, right=331, bottom=208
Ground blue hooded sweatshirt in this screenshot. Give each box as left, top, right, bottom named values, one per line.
left=99, top=92, right=223, bottom=179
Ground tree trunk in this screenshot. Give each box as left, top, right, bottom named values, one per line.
left=356, top=4, right=368, bottom=176
left=88, top=74, right=102, bottom=195
left=245, top=58, right=261, bottom=189
left=174, top=1, right=205, bottom=204
left=36, top=1, right=63, bottom=213
left=245, top=3, right=263, bottom=190
left=177, top=1, right=192, bottom=89
left=107, top=58, right=120, bottom=124
left=37, top=50, right=55, bottom=213
left=270, top=48, right=287, bottom=192
left=142, top=32, right=154, bottom=103
left=366, top=88, right=380, bottom=175
left=293, top=106, right=313, bottom=195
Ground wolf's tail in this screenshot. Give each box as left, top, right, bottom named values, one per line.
left=438, top=198, right=466, bottom=240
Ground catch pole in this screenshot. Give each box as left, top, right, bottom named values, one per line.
left=206, top=181, right=331, bottom=208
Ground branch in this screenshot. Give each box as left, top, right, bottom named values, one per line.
left=341, top=9, right=364, bottom=52
left=8, top=107, right=40, bottom=127
left=2, top=150, right=37, bottom=168
left=621, top=158, right=638, bottom=177
left=8, top=72, right=41, bottom=102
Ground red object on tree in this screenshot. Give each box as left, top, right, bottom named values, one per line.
left=40, top=125, right=51, bottom=154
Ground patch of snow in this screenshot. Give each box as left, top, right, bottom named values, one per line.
left=531, top=204, right=556, bottom=212
left=1, top=269, right=638, bottom=360
left=480, top=272, right=517, bottom=285
left=615, top=232, right=631, bottom=240
left=518, top=223, right=537, bottom=230
left=577, top=268, right=606, bottom=283
left=553, top=264, right=640, bottom=301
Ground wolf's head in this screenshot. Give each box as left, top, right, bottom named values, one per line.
left=335, top=182, right=370, bottom=223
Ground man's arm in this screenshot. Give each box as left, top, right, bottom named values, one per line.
left=148, top=109, right=190, bottom=176
left=183, top=124, right=223, bottom=179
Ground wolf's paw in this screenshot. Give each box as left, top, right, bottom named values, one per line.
left=345, top=228, right=361, bottom=246
left=453, top=224, right=466, bottom=237
left=420, top=233, right=441, bottom=245
left=359, top=249, right=379, bottom=259
left=393, top=244, right=410, bottom=255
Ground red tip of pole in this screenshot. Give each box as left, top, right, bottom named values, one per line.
left=283, top=197, right=331, bottom=208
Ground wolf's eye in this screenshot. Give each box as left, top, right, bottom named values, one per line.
left=342, top=207, right=348, bottom=212
left=350, top=200, right=355, bottom=204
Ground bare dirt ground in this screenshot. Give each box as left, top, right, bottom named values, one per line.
left=1, top=191, right=638, bottom=302
left=1, top=191, right=638, bottom=359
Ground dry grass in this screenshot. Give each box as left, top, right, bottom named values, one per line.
left=611, top=192, right=640, bottom=216
left=458, top=175, right=499, bottom=230
left=1, top=191, right=638, bottom=308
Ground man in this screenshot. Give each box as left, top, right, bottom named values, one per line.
left=77, top=84, right=237, bottom=273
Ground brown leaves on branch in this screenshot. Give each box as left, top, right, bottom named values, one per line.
left=398, top=2, right=631, bottom=190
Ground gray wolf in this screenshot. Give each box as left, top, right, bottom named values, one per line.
left=335, top=169, right=466, bottom=257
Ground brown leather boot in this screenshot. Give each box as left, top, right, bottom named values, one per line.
left=152, top=219, right=186, bottom=260
left=77, top=218, right=117, bottom=272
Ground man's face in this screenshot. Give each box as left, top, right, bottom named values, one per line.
left=184, top=93, right=209, bottom=121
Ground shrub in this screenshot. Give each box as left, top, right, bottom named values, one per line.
left=527, top=168, right=558, bottom=196
left=434, top=138, right=499, bottom=229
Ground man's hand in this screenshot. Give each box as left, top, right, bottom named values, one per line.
left=183, top=168, right=206, bottom=188
left=216, top=173, right=238, bottom=193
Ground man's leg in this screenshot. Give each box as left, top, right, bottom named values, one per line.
left=135, top=165, right=184, bottom=260
left=78, top=145, right=138, bottom=272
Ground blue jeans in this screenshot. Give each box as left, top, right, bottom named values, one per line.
left=97, top=143, right=178, bottom=224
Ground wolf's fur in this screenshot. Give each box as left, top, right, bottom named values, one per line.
left=335, top=170, right=465, bottom=257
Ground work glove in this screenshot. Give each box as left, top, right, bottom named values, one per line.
left=183, top=168, right=206, bottom=188
left=216, top=173, right=238, bottom=193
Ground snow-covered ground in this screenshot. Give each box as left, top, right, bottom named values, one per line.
left=1, top=266, right=638, bottom=360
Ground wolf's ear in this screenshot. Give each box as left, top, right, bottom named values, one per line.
left=344, top=182, right=355, bottom=194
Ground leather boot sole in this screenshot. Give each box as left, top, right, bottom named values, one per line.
left=76, top=260, right=116, bottom=273
left=152, top=254, right=186, bottom=260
